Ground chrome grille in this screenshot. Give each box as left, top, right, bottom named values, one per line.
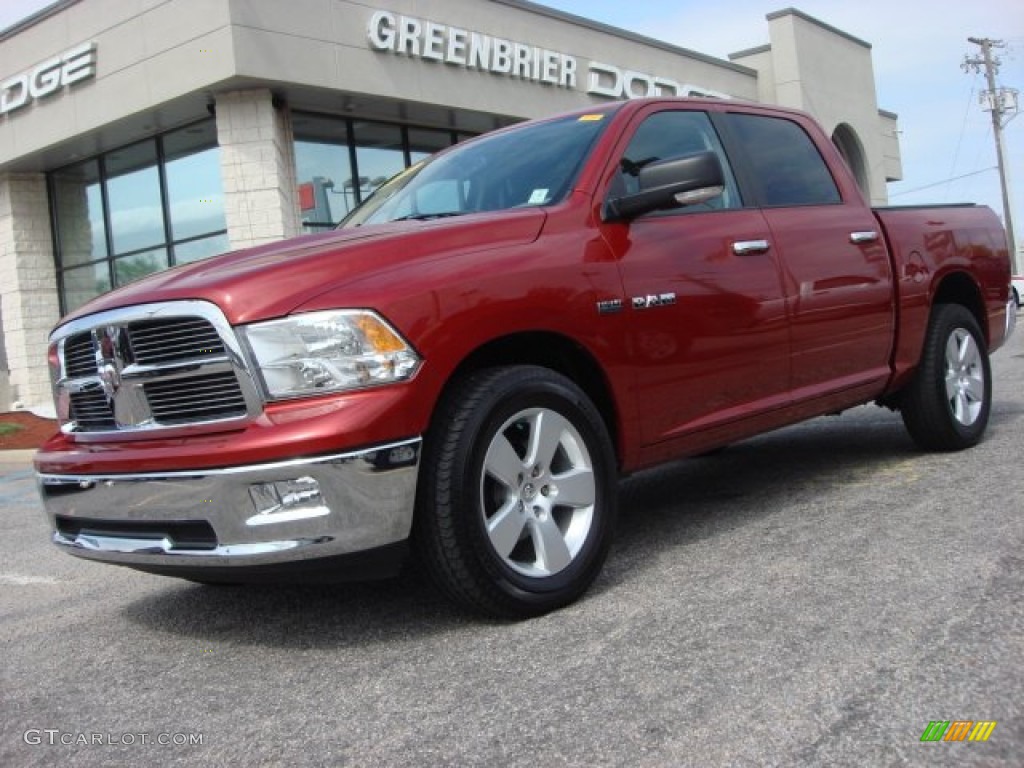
left=69, top=386, right=117, bottom=430
left=128, top=317, right=225, bottom=365
left=144, top=372, right=248, bottom=424
left=51, top=301, right=259, bottom=439
left=64, top=332, right=96, bottom=378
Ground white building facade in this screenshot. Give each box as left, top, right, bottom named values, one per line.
left=0, top=0, right=902, bottom=410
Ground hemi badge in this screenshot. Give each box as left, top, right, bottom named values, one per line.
left=596, top=299, right=623, bottom=315
left=632, top=292, right=677, bottom=310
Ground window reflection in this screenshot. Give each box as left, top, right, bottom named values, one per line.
left=174, top=233, right=229, bottom=264
left=293, top=114, right=465, bottom=232
left=52, top=159, right=107, bottom=268
left=294, top=114, right=351, bottom=230
left=165, top=122, right=226, bottom=241
left=114, top=247, right=168, bottom=287
left=408, top=128, right=453, bottom=164
left=50, top=119, right=228, bottom=313
left=353, top=121, right=404, bottom=200
left=61, top=262, right=111, bottom=313
left=106, top=141, right=164, bottom=254
left=50, top=114, right=474, bottom=311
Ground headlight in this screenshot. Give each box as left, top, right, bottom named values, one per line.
left=239, top=310, right=420, bottom=400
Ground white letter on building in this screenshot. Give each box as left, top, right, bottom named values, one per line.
left=422, top=22, right=445, bottom=61
left=60, top=42, right=97, bottom=86
left=513, top=44, right=531, bottom=79
left=541, top=51, right=559, bottom=84
left=587, top=62, right=621, bottom=98
left=492, top=39, right=512, bottom=74
left=0, top=75, right=29, bottom=114
left=397, top=16, right=422, bottom=56
left=560, top=55, right=577, bottom=88
left=622, top=71, right=655, bottom=98
left=446, top=28, right=467, bottom=65
left=367, top=11, right=396, bottom=51
left=29, top=58, right=62, bottom=99
left=652, top=77, right=681, bottom=97
left=469, top=33, right=490, bottom=70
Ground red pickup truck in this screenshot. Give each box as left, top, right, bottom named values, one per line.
left=36, top=98, right=1014, bottom=617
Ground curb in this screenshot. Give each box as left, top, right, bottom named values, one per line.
left=0, top=450, right=38, bottom=465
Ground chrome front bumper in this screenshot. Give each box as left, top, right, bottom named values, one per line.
left=37, top=438, right=420, bottom=573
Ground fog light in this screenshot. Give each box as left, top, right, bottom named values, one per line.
left=388, top=445, right=417, bottom=465
left=246, top=476, right=329, bottom=526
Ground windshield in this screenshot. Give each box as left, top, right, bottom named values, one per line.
left=339, top=108, right=618, bottom=228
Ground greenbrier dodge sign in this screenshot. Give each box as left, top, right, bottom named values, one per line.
left=367, top=10, right=729, bottom=101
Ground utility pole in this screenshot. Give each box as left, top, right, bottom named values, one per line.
left=963, top=38, right=1019, bottom=273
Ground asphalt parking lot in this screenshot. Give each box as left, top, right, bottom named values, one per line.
left=2, top=325, right=1022, bottom=767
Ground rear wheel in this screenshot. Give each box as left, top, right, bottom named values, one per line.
left=416, top=366, right=617, bottom=618
left=900, top=304, right=991, bottom=451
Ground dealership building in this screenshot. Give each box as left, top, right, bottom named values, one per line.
left=0, top=0, right=902, bottom=411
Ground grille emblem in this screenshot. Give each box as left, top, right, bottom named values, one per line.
left=89, top=324, right=152, bottom=428
left=95, top=326, right=129, bottom=406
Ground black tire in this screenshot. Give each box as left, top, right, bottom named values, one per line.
left=415, top=365, right=618, bottom=619
left=900, top=304, right=991, bottom=451
left=184, top=579, right=241, bottom=587
left=1014, top=287, right=1020, bottom=309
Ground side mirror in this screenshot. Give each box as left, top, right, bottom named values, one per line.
left=603, top=150, right=726, bottom=221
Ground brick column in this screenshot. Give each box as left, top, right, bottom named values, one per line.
left=216, top=89, right=301, bottom=249
left=0, top=173, right=61, bottom=411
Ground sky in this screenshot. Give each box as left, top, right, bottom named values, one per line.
left=535, top=0, right=1023, bottom=249
left=1, top=0, right=1021, bottom=249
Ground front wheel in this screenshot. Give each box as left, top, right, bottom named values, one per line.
left=900, top=304, right=992, bottom=451
left=415, top=366, right=618, bottom=619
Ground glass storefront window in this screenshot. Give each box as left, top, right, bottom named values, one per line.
left=51, top=159, right=107, bottom=268
left=294, top=114, right=466, bottom=231
left=50, top=119, right=227, bottom=313
left=165, top=122, right=226, bottom=241
left=113, top=247, right=168, bottom=287
left=61, top=261, right=112, bottom=313
left=51, top=160, right=108, bottom=268
left=408, top=128, right=454, bottom=164
left=353, top=122, right=405, bottom=199
left=105, top=140, right=164, bottom=254
left=174, top=232, right=229, bottom=264
left=51, top=114, right=471, bottom=311
left=294, top=114, right=352, bottom=229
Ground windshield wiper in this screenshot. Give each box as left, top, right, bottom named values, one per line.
left=391, top=212, right=467, bottom=222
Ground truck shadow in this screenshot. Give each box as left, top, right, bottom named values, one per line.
left=119, top=406, right=1013, bottom=646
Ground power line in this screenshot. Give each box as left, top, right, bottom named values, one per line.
left=946, top=72, right=979, bottom=203
left=890, top=166, right=998, bottom=197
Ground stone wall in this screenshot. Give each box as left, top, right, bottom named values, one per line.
left=0, top=174, right=60, bottom=410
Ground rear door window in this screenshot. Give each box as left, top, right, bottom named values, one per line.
left=724, top=114, right=841, bottom=207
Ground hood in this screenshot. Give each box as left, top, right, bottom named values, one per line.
left=57, top=209, right=546, bottom=328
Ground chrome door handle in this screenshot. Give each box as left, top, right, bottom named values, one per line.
left=732, top=239, right=770, bottom=255
left=850, top=230, right=879, bottom=244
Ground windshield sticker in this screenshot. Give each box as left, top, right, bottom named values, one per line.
left=528, top=189, right=549, bottom=205
left=578, top=114, right=605, bottom=122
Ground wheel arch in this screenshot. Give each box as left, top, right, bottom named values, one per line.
left=427, top=332, right=622, bottom=468
left=931, top=270, right=988, bottom=345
